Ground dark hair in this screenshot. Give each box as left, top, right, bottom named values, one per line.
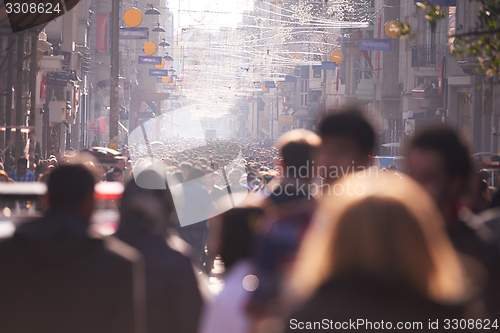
left=173, top=170, right=183, bottom=183
left=219, top=208, right=263, bottom=270
left=112, top=167, right=123, bottom=174
left=229, top=169, right=243, bottom=178
left=479, top=169, right=491, bottom=181
left=247, top=171, right=257, bottom=182
left=187, top=167, right=205, bottom=182
left=17, top=157, right=28, bottom=166
left=180, top=161, right=193, bottom=169
left=319, top=109, right=375, bottom=155
left=409, top=126, right=471, bottom=183
left=48, top=164, right=95, bottom=210
left=281, top=142, right=315, bottom=178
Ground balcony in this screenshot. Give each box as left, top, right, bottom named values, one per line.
left=411, top=45, right=437, bottom=68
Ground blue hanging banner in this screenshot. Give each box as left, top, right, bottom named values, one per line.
left=284, top=75, right=298, bottom=82
left=359, top=38, right=392, bottom=51
left=312, top=61, right=336, bottom=71
left=149, top=69, right=169, bottom=76
left=138, top=56, right=163, bottom=65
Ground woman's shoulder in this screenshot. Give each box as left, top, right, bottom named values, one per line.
left=290, top=275, right=465, bottom=326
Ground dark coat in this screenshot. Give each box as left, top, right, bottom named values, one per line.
left=0, top=211, right=146, bottom=333
left=447, top=218, right=500, bottom=318
left=116, top=224, right=203, bottom=333
left=286, top=275, right=465, bottom=333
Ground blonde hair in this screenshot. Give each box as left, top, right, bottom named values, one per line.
left=275, top=129, right=321, bottom=151
left=289, top=174, right=469, bottom=304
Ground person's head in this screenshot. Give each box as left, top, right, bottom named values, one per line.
left=407, top=126, right=471, bottom=216
left=290, top=174, right=468, bottom=304
left=16, top=157, right=28, bottom=174
left=0, top=170, right=10, bottom=182
left=228, top=169, right=243, bottom=186
left=478, top=169, right=491, bottom=182
left=48, top=157, right=58, bottom=167
left=119, top=168, right=176, bottom=236
left=195, top=167, right=208, bottom=183
left=112, top=167, right=123, bottom=183
left=247, top=171, right=257, bottom=184
left=202, top=168, right=216, bottom=189
left=47, top=164, right=96, bottom=221
left=179, top=161, right=193, bottom=182
left=115, top=157, right=126, bottom=170
left=275, top=129, right=321, bottom=180
left=217, top=207, right=263, bottom=270
left=318, top=109, right=375, bottom=182
left=173, top=170, right=184, bottom=183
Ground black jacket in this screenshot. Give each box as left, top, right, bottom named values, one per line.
left=287, top=275, right=465, bottom=333
left=116, top=223, right=203, bottom=333
left=0, top=211, right=146, bottom=333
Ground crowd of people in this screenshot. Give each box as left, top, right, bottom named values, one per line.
left=1, top=107, right=500, bottom=333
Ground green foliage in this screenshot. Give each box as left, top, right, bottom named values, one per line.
left=451, top=0, right=500, bottom=78
left=415, top=0, right=447, bottom=32
left=398, top=22, right=412, bottom=38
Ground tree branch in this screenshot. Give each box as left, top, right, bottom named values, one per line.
left=450, top=28, right=500, bottom=39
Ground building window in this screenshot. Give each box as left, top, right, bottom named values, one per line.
left=313, top=69, right=321, bottom=78
left=300, top=79, right=308, bottom=92
left=300, top=79, right=308, bottom=107
left=300, top=93, right=308, bottom=107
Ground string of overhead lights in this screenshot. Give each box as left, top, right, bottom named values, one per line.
left=123, top=0, right=372, bottom=118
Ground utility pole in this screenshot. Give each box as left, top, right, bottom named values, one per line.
left=29, top=31, right=38, bottom=166
left=109, top=0, right=120, bottom=150
left=5, top=36, right=13, bottom=171
left=15, top=32, right=24, bottom=160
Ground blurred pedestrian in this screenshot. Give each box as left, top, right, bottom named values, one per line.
left=200, top=207, right=263, bottom=333
left=117, top=168, right=204, bottom=333
left=0, top=164, right=146, bottom=333
left=248, top=129, right=320, bottom=318
left=285, top=175, right=471, bottom=333
left=177, top=167, right=215, bottom=269
left=8, top=157, right=36, bottom=210
left=9, top=157, right=35, bottom=182
left=317, top=109, right=375, bottom=185
left=407, top=126, right=500, bottom=318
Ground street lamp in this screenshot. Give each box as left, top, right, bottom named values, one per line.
left=159, top=39, right=170, bottom=47
left=145, top=4, right=161, bottom=15
left=152, top=23, right=165, bottom=32
left=163, top=54, right=174, bottom=61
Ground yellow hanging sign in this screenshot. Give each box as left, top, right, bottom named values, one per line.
left=123, top=8, right=142, bottom=28
left=330, top=50, right=344, bottom=64
left=143, top=41, right=157, bottom=55
left=155, top=59, right=165, bottom=69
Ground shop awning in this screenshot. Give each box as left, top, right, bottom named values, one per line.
left=308, top=105, right=318, bottom=118
left=412, top=83, right=431, bottom=99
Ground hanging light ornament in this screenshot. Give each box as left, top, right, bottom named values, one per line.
left=145, top=4, right=161, bottom=15
left=159, top=39, right=170, bottom=47
left=152, top=23, right=165, bottom=32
